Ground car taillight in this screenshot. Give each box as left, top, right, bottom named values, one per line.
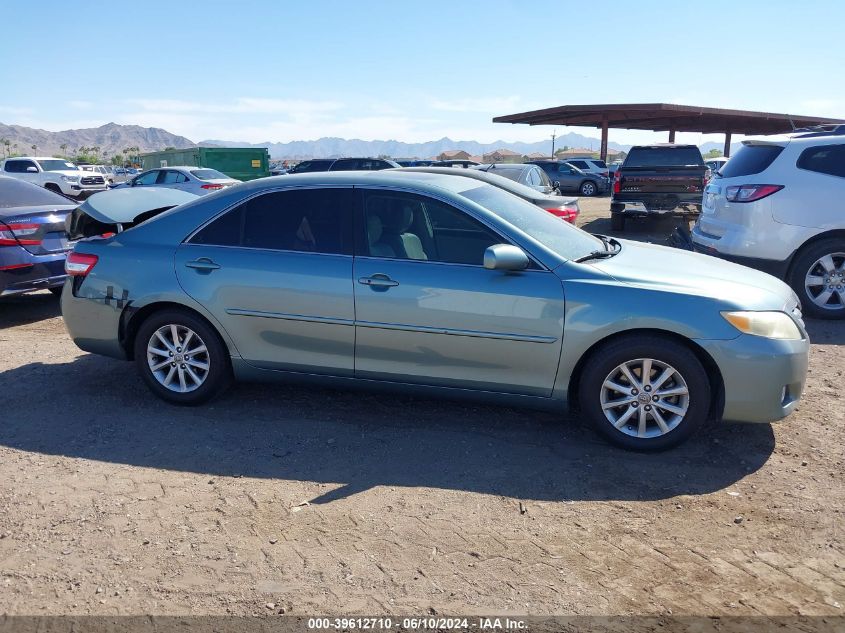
left=200, top=183, right=224, bottom=190
left=612, top=171, right=621, bottom=194
left=0, top=222, right=41, bottom=246
left=725, top=184, right=784, bottom=203
left=65, top=252, right=98, bottom=276
left=703, top=168, right=712, bottom=187
left=548, top=205, right=579, bottom=224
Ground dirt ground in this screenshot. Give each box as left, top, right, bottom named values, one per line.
left=0, top=197, right=843, bottom=617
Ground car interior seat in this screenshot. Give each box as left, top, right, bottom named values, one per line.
left=378, top=202, right=428, bottom=260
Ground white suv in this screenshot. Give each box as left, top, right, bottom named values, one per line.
left=1, top=156, right=108, bottom=199
left=691, top=128, right=845, bottom=319
left=563, top=157, right=609, bottom=178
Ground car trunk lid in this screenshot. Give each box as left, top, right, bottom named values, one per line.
left=0, top=204, right=77, bottom=255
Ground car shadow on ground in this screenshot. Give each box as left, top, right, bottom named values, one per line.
left=0, top=291, right=61, bottom=328
left=1, top=354, right=776, bottom=504
left=805, top=319, right=845, bottom=345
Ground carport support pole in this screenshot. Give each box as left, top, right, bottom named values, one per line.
left=724, top=131, right=732, bottom=157
left=600, top=116, right=608, bottom=162
left=668, top=128, right=676, bottom=143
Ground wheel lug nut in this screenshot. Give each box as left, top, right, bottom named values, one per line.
left=177, top=347, right=182, bottom=353
left=169, top=351, right=173, bottom=356
left=632, top=402, right=638, bottom=407
left=631, top=388, right=639, bottom=395
left=181, top=364, right=186, bottom=369
left=645, top=405, right=652, bottom=411
left=652, top=395, right=659, bottom=401
left=171, top=362, right=176, bottom=367
left=644, top=385, right=652, bottom=392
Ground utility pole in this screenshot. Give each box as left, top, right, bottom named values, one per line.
left=551, top=130, right=556, bottom=158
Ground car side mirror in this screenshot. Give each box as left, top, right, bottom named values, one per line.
left=483, top=244, right=529, bottom=271
left=26, top=166, right=38, bottom=173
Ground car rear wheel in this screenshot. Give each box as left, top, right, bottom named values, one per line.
left=580, top=181, right=597, bottom=196
left=790, top=239, right=845, bottom=319
left=134, top=309, right=232, bottom=405
left=578, top=335, right=711, bottom=451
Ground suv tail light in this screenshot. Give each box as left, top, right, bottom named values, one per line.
left=0, top=222, right=41, bottom=246
left=725, top=184, right=784, bottom=203
left=612, top=171, right=621, bottom=194
left=65, top=252, right=98, bottom=276
left=200, top=183, right=224, bottom=190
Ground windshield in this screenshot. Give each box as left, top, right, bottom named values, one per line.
left=0, top=177, right=74, bottom=208
left=38, top=159, right=78, bottom=172
left=457, top=184, right=602, bottom=261
left=624, top=147, right=704, bottom=167
left=190, top=168, right=229, bottom=181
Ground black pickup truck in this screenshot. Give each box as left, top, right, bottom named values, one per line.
left=610, top=144, right=709, bottom=231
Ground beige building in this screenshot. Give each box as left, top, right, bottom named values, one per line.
left=437, top=149, right=471, bottom=161
left=482, top=148, right=522, bottom=163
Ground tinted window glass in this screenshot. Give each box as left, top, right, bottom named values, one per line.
left=718, top=145, right=784, bottom=178
left=161, top=170, right=185, bottom=184
left=291, top=160, right=332, bottom=173
left=624, top=147, right=704, bottom=167
left=0, top=177, right=72, bottom=207
left=37, top=159, right=77, bottom=172
left=537, top=169, right=552, bottom=187
left=191, top=189, right=352, bottom=253
left=590, top=160, right=608, bottom=168
left=362, top=190, right=504, bottom=265
left=190, top=205, right=245, bottom=246
left=796, top=144, right=845, bottom=178
left=4, top=160, right=37, bottom=173
left=569, top=160, right=589, bottom=169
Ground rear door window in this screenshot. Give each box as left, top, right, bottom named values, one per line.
left=568, top=160, right=589, bottom=169
left=330, top=159, right=360, bottom=171
left=190, top=188, right=353, bottom=255
left=134, top=170, right=160, bottom=186
left=719, top=145, right=785, bottom=178
left=796, top=144, right=845, bottom=178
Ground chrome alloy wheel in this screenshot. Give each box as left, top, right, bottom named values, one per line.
left=146, top=324, right=210, bottom=393
left=804, top=252, right=845, bottom=311
left=600, top=358, right=690, bottom=439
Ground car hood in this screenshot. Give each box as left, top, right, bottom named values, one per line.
left=586, top=239, right=797, bottom=310
left=50, top=170, right=86, bottom=178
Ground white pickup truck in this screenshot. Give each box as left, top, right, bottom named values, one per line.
left=0, top=156, right=108, bottom=199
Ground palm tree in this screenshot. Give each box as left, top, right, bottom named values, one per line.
left=4, top=140, right=10, bottom=158
left=60, top=143, right=68, bottom=157
left=0, top=138, right=7, bottom=158
left=31, top=144, right=37, bottom=155
left=12, top=143, right=18, bottom=156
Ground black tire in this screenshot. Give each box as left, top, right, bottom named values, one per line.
left=133, top=309, right=233, bottom=405
left=580, top=180, right=598, bottom=197
left=610, top=212, right=625, bottom=232
left=578, top=334, right=711, bottom=452
left=788, top=238, right=845, bottom=320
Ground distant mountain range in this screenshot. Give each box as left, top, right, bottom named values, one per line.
left=0, top=122, right=194, bottom=158
left=200, top=133, right=633, bottom=159
left=0, top=121, right=742, bottom=161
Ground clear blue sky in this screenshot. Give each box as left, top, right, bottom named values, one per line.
left=3, top=0, right=844, bottom=146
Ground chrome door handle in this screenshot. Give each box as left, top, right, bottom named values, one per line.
left=185, top=258, right=220, bottom=271
left=358, top=274, right=399, bottom=288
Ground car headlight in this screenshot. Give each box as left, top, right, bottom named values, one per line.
left=60, top=175, right=79, bottom=183
left=721, top=311, right=802, bottom=340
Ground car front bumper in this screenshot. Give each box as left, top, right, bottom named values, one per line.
left=696, top=333, right=809, bottom=424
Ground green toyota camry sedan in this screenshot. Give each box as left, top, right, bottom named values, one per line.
left=61, top=171, right=809, bottom=451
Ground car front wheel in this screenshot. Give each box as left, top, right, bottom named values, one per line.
left=790, top=239, right=845, bottom=319
left=578, top=335, right=711, bottom=451
left=134, top=309, right=232, bottom=405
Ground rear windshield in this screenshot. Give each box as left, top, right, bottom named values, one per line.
left=624, top=147, right=704, bottom=167
left=190, top=169, right=228, bottom=181
left=590, top=160, right=607, bottom=168
left=0, top=177, right=73, bottom=208
left=719, top=144, right=784, bottom=178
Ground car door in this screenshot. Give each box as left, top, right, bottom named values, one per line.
left=4, top=159, right=40, bottom=186
left=353, top=188, right=564, bottom=397
left=158, top=169, right=191, bottom=192
left=556, top=164, right=578, bottom=192
left=175, top=186, right=356, bottom=374
left=131, top=170, right=161, bottom=187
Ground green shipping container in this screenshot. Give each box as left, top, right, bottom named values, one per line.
left=140, top=147, right=270, bottom=181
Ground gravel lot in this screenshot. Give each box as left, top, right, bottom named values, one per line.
left=0, top=197, right=843, bottom=617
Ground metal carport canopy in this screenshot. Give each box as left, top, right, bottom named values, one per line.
left=492, top=103, right=845, bottom=159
